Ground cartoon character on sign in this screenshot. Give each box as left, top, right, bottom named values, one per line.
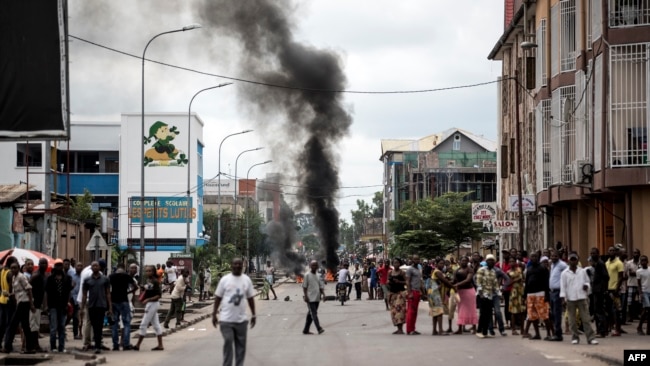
left=143, top=121, right=188, bottom=167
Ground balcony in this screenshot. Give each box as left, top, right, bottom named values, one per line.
left=609, top=0, right=650, bottom=27
left=53, top=173, right=119, bottom=196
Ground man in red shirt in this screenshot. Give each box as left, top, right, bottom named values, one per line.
left=376, top=259, right=390, bottom=310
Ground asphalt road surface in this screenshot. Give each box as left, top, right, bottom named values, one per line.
left=102, top=282, right=607, bottom=366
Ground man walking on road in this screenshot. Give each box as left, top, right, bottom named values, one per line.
left=212, top=258, right=256, bottom=366
left=405, top=255, right=423, bottom=335
left=303, top=260, right=325, bottom=335
left=590, top=247, right=610, bottom=337
left=164, top=269, right=188, bottom=329
left=560, top=252, right=598, bottom=345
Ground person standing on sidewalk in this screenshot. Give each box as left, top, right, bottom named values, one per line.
left=1, top=262, right=35, bottom=354
left=133, top=265, right=164, bottom=352
left=165, top=261, right=178, bottom=295
left=548, top=249, right=568, bottom=341
left=43, top=260, right=73, bottom=352
left=475, top=254, right=499, bottom=338
left=109, top=264, right=134, bottom=351
left=636, top=255, right=650, bottom=335
left=302, top=260, right=325, bottom=335
left=29, top=258, right=48, bottom=352
left=212, top=258, right=256, bottom=366
left=625, top=249, right=641, bottom=323
left=589, top=247, right=610, bottom=337
left=405, top=255, right=423, bottom=335
left=606, top=246, right=625, bottom=337
left=81, top=261, right=112, bottom=354
left=164, top=269, right=188, bottom=329
left=70, top=262, right=83, bottom=340
left=524, top=252, right=552, bottom=340
left=560, top=252, right=598, bottom=345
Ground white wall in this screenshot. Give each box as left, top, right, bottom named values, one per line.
left=119, top=112, right=204, bottom=243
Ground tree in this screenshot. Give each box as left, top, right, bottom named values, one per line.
left=66, top=189, right=98, bottom=222
left=301, top=234, right=320, bottom=254
left=389, top=192, right=482, bottom=259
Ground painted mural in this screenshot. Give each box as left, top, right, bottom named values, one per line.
left=143, top=120, right=188, bottom=167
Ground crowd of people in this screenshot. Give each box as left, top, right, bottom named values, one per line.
left=357, top=244, right=640, bottom=346
left=0, top=250, right=221, bottom=355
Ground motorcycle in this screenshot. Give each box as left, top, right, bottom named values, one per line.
left=336, top=282, right=349, bottom=305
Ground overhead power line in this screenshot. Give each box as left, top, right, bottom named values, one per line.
left=69, top=35, right=505, bottom=94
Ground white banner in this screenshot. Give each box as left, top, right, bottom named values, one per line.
left=204, top=178, right=237, bottom=196
left=507, top=194, right=536, bottom=212
left=492, top=220, right=519, bottom=233
left=471, top=202, right=497, bottom=222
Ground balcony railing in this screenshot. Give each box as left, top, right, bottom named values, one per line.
left=609, top=0, right=650, bottom=27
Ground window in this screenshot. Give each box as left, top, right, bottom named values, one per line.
left=77, top=152, right=99, bottom=173
left=536, top=19, right=548, bottom=88
left=551, top=5, right=560, bottom=76
left=560, top=0, right=577, bottom=72
left=536, top=99, right=552, bottom=189
left=16, top=143, right=42, bottom=167
left=609, top=0, right=650, bottom=27
left=592, top=0, right=602, bottom=41
left=105, top=158, right=119, bottom=173
left=452, top=134, right=461, bottom=150
left=609, top=43, right=649, bottom=167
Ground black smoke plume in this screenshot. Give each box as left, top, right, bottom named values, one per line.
left=199, top=0, right=351, bottom=272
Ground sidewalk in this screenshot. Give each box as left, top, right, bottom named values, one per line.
left=1, top=276, right=291, bottom=365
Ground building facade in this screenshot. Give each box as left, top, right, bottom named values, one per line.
left=381, top=128, right=498, bottom=246
left=489, top=0, right=650, bottom=257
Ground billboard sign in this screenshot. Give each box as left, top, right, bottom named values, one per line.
left=0, top=0, right=69, bottom=140
left=471, top=202, right=497, bottom=223
left=493, top=220, right=519, bottom=233
left=129, top=197, right=195, bottom=223
left=238, top=179, right=256, bottom=197
left=204, top=178, right=236, bottom=196
left=507, top=195, right=536, bottom=212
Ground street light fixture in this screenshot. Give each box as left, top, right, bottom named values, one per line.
left=139, top=24, right=201, bottom=280
left=185, top=83, right=233, bottom=254
left=233, top=147, right=264, bottom=223
left=246, top=160, right=272, bottom=273
left=217, top=129, right=253, bottom=257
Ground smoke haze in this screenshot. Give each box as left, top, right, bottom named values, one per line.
left=199, top=0, right=352, bottom=271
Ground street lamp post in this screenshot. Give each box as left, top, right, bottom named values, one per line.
left=217, top=130, right=253, bottom=257
left=233, top=147, right=263, bottom=225
left=245, top=160, right=272, bottom=274
left=185, top=83, right=232, bottom=254
left=140, top=24, right=201, bottom=280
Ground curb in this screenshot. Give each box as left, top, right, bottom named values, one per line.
left=584, top=352, right=623, bottom=366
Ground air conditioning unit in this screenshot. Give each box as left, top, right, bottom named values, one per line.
left=572, top=160, right=594, bottom=184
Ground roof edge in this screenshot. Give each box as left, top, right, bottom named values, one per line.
left=487, top=4, right=525, bottom=60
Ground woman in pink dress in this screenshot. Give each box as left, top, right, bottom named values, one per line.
left=453, top=256, right=477, bottom=334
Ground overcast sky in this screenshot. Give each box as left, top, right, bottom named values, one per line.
left=67, top=0, right=504, bottom=222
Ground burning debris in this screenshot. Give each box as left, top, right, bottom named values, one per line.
left=200, top=0, right=352, bottom=272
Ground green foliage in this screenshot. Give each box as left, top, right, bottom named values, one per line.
left=389, top=192, right=482, bottom=259
left=65, top=189, right=99, bottom=222
left=349, top=191, right=383, bottom=242
left=301, top=234, right=320, bottom=253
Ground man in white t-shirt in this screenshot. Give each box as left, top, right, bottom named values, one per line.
left=337, top=262, right=352, bottom=299
left=212, top=258, right=256, bottom=366
left=165, top=261, right=178, bottom=294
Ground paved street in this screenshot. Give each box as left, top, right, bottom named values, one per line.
left=45, top=281, right=617, bottom=366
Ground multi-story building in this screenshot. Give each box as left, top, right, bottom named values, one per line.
left=381, top=128, right=498, bottom=245
left=489, top=0, right=650, bottom=256
left=0, top=113, right=210, bottom=265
